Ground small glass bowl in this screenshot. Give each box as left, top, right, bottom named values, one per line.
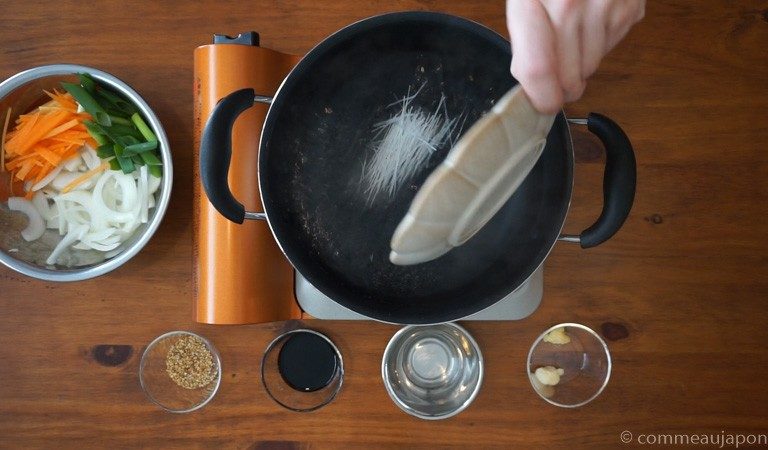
left=139, top=331, right=222, bottom=413
left=261, top=329, right=344, bottom=412
left=527, top=323, right=611, bottom=408
left=382, top=323, right=483, bottom=420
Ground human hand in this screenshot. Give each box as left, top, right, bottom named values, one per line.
left=506, top=0, right=645, bottom=114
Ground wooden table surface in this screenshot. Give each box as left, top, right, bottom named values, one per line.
left=2, top=1, right=767, bottom=448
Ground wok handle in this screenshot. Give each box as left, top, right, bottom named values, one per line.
left=560, top=113, right=636, bottom=248
left=199, top=88, right=272, bottom=223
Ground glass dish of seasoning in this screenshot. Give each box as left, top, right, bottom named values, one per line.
left=261, top=328, right=344, bottom=412
left=527, top=323, right=611, bottom=408
left=139, top=331, right=222, bottom=413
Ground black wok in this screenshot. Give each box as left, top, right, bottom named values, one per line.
left=200, top=12, right=636, bottom=324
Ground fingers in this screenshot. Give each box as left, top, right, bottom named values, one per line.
left=507, top=0, right=563, bottom=114
left=606, top=0, right=645, bottom=51
left=506, top=0, right=645, bottom=113
left=580, top=0, right=608, bottom=78
left=541, top=0, right=586, bottom=102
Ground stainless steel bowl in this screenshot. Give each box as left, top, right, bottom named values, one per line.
left=0, top=64, right=172, bottom=281
left=382, top=323, right=483, bottom=420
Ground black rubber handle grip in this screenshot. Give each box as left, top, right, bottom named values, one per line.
left=578, top=113, right=637, bottom=248
left=199, top=88, right=256, bottom=224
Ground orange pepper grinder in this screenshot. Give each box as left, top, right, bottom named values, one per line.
left=192, top=33, right=302, bottom=324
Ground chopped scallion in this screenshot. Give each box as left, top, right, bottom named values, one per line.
left=61, top=82, right=111, bottom=127
left=131, top=113, right=156, bottom=142
left=123, top=140, right=158, bottom=156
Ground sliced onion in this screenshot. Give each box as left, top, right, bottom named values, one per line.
left=139, top=165, right=148, bottom=223
left=31, top=164, right=63, bottom=191
left=104, top=245, right=125, bottom=259
left=148, top=175, right=161, bottom=194
left=25, top=157, right=164, bottom=260
left=46, top=223, right=88, bottom=265
left=32, top=191, right=56, bottom=221
left=90, top=172, right=135, bottom=224
left=55, top=193, right=102, bottom=231
left=82, top=144, right=100, bottom=170
left=64, top=155, right=83, bottom=172
left=52, top=171, right=94, bottom=191
left=62, top=205, right=90, bottom=226
left=84, top=228, right=117, bottom=242
left=77, top=231, right=121, bottom=252
left=8, top=197, right=45, bottom=241
left=101, top=177, right=119, bottom=210
left=52, top=197, right=66, bottom=235
left=103, top=235, right=121, bottom=245
left=114, top=172, right=138, bottom=212
left=81, top=240, right=120, bottom=252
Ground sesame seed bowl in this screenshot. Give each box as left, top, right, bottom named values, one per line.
left=139, top=331, right=222, bottom=413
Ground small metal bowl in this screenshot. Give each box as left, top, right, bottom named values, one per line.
left=0, top=64, right=172, bottom=281
left=382, top=323, right=483, bottom=420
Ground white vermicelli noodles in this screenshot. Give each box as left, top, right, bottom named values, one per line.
left=362, top=85, right=460, bottom=204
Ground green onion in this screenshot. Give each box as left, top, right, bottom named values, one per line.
left=140, top=150, right=163, bottom=176
left=123, top=140, right=158, bottom=156
left=78, top=73, right=96, bottom=94
left=83, top=121, right=108, bottom=146
left=61, top=82, right=111, bottom=127
left=108, top=123, right=143, bottom=140
left=113, top=144, right=135, bottom=174
left=139, top=151, right=161, bottom=166
left=131, top=113, right=156, bottom=142
left=116, top=135, right=140, bottom=147
left=105, top=108, right=128, bottom=118
left=83, top=120, right=108, bottom=145
left=108, top=115, right=132, bottom=126
left=84, top=120, right=120, bottom=145
left=96, top=89, right=137, bottom=115
left=96, top=144, right=115, bottom=158
left=62, top=74, right=164, bottom=178
left=93, top=133, right=108, bottom=146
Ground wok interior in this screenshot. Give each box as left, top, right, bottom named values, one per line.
left=261, top=13, right=572, bottom=322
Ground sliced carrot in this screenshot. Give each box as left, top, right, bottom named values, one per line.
left=3, top=91, right=96, bottom=190
left=5, top=152, right=35, bottom=170
left=55, top=130, right=91, bottom=141
left=36, top=147, right=62, bottom=166
left=27, top=165, right=42, bottom=180
left=6, top=113, right=38, bottom=153
left=47, top=89, right=78, bottom=112
left=42, top=118, right=80, bottom=139
left=34, top=164, right=52, bottom=183
left=50, top=137, right=86, bottom=146
left=16, top=159, right=35, bottom=180
left=60, top=146, right=80, bottom=160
